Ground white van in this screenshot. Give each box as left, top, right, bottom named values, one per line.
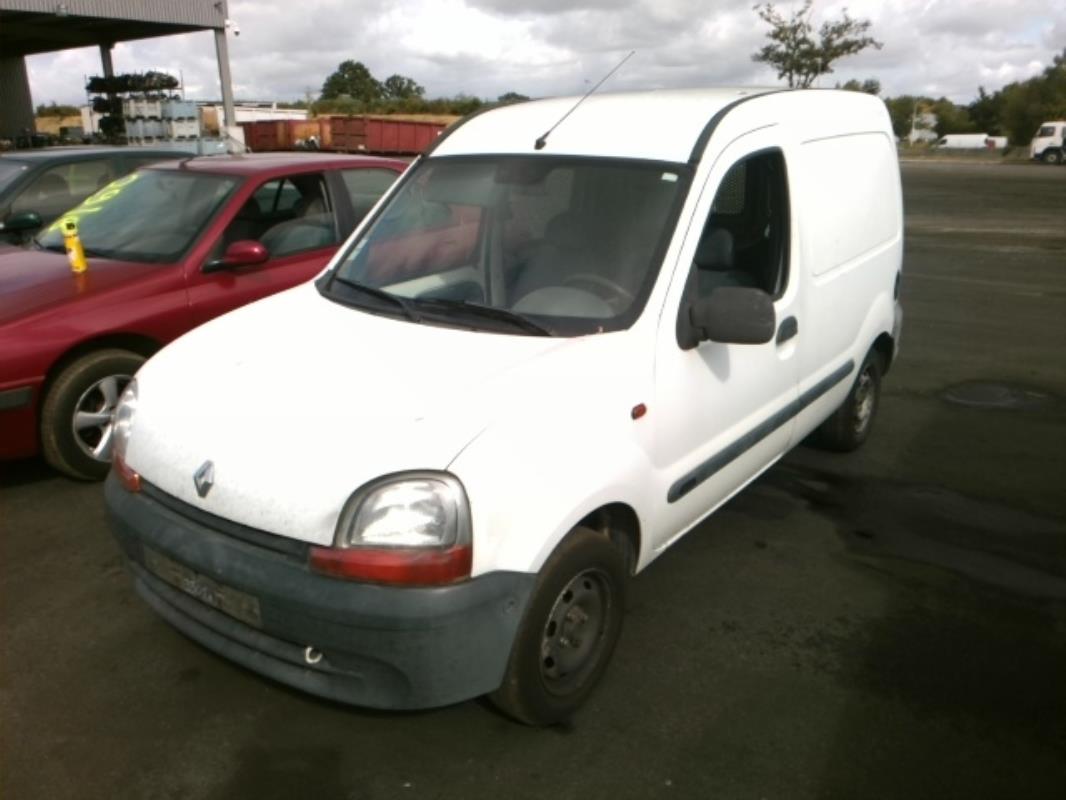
left=106, top=88, right=903, bottom=725
left=1030, top=121, right=1065, bottom=164
left=933, top=133, right=992, bottom=149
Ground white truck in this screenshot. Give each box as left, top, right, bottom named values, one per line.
left=105, top=87, right=903, bottom=725
left=1029, top=121, right=1065, bottom=164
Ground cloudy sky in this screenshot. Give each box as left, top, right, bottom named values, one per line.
left=25, top=0, right=1066, bottom=107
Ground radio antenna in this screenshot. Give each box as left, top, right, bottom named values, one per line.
left=534, top=50, right=635, bottom=151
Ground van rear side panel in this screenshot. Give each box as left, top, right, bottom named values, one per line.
left=792, top=129, right=902, bottom=440
left=802, top=133, right=899, bottom=279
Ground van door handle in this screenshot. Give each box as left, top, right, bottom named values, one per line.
left=776, top=316, right=798, bottom=344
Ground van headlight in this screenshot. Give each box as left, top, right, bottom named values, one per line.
left=310, top=472, right=473, bottom=585
left=340, top=474, right=468, bottom=548
left=111, top=379, right=138, bottom=462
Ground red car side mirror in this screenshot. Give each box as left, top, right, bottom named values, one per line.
left=204, top=240, right=269, bottom=273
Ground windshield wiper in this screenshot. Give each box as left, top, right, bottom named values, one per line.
left=327, top=276, right=421, bottom=323
left=414, top=298, right=552, bottom=336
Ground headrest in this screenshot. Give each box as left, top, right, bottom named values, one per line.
left=694, top=228, right=734, bottom=271
left=544, top=212, right=589, bottom=247
left=33, top=173, right=70, bottom=198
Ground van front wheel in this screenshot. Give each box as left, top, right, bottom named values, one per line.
left=490, top=527, right=627, bottom=726
left=813, top=351, right=883, bottom=452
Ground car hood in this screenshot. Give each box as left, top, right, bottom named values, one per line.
left=0, top=245, right=157, bottom=326
left=128, top=283, right=645, bottom=546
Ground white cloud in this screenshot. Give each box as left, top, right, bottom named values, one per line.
left=22, top=0, right=1066, bottom=108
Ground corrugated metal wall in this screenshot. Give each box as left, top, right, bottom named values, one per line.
left=0, top=56, right=35, bottom=140
left=0, top=0, right=224, bottom=28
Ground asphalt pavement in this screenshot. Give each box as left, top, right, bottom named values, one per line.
left=2, top=161, right=1064, bottom=800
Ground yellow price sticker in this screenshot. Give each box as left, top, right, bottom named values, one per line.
left=47, top=171, right=142, bottom=233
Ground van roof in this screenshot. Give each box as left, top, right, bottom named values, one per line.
left=433, top=87, right=891, bottom=164
left=432, top=88, right=778, bottom=164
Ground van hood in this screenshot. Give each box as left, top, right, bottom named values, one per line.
left=129, top=283, right=643, bottom=545
left=0, top=245, right=157, bottom=326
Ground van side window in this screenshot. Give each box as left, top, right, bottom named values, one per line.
left=692, top=149, right=790, bottom=300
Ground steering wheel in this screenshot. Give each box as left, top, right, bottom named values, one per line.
left=562, top=273, right=634, bottom=306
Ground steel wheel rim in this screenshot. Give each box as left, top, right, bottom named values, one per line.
left=71, top=374, right=132, bottom=462
left=539, top=568, right=612, bottom=695
left=852, top=368, right=876, bottom=435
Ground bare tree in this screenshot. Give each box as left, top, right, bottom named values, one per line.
left=752, top=1, right=882, bottom=89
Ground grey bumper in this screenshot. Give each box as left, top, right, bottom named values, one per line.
left=105, top=474, right=534, bottom=710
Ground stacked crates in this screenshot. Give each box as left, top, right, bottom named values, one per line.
left=123, top=96, right=199, bottom=142
left=163, top=100, right=200, bottom=139
left=123, top=97, right=162, bottom=119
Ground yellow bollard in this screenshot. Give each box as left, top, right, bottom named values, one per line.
left=61, top=217, right=87, bottom=274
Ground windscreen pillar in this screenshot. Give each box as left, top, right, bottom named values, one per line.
left=0, top=55, right=35, bottom=141
left=213, top=27, right=243, bottom=152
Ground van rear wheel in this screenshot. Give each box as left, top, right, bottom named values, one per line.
left=813, top=351, right=883, bottom=452
left=490, top=527, right=627, bottom=726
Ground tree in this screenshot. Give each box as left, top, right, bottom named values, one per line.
left=883, top=95, right=922, bottom=139
left=967, top=87, right=1002, bottom=136
left=752, top=1, right=882, bottom=89
left=997, top=49, right=1066, bottom=144
left=381, top=74, right=425, bottom=101
left=497, top=92, right=530, bottom=104
left=929, top=97, right=976, bottom=137
left=36, top=102, right=80, bottom=117
left=837, top=78, right=881, bottom=95
left=320, top=60, right=382, bottom=102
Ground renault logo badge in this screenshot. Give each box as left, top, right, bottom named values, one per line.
left=193, top=460, right=215, bottom=498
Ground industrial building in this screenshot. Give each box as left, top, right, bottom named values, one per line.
left=0, top=0, right=238, bottom=144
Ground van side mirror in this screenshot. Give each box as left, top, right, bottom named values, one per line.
left=0, top=210, right=44, bottom=234
left=204, top=240, right=269, bottom=273
left=688, top=287, right=775, bottom=346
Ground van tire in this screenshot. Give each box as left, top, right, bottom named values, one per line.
left=813, top=351, right=883, bottom=452
left=40, top=349, right=143, bottom=481
left=490, top=527, right=627, bottom=726
left=1042, top=150, right=1062, bottom=165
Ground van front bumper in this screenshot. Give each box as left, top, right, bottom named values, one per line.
left=105, top=474, right=534, bottom=710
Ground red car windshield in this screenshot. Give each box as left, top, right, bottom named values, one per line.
left=0, top=161, right=27, bottom=194
left=36, top=169, right=237, bottom=263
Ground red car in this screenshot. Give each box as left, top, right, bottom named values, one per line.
left=0, top=152, right=405, bottom=479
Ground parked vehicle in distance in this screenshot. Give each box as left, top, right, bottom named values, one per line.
left=1029, top=121, right=1065, bottom=164
left=933, top=133, right=994, bottom=149
left=0, top=152, right=405, bottom=479
left=105, top=88, right=902, bottom=725
left=0, top=147, right=188, bottom=245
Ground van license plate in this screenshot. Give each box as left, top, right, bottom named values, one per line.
left=144, top=547, right=262, bottom=628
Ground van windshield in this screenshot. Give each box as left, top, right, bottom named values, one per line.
left=324, top=156, right=687, bottom=336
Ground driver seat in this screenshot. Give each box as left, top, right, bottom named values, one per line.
left=695, top=228, right=758, bottom=293
left=511, top=211, right=604, bottom=303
